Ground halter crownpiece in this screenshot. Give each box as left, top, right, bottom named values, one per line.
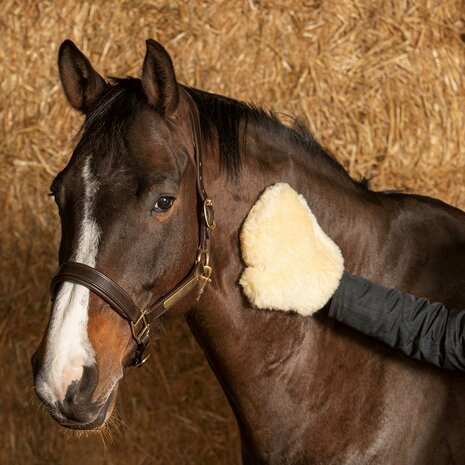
left=50, top=88, right=215, bottom=367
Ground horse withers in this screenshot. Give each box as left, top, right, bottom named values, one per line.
left=32, top=39, right=465, bottom=464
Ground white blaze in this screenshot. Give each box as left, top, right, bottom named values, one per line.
left=41, top=158, right=101, bottom=402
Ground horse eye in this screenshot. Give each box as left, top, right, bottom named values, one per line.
left=154, top=196, right=175, bottom=213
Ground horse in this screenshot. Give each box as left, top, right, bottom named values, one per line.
left=32, top=39, right=465, bottom=464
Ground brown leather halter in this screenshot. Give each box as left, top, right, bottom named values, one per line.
left=50, top=88, right=216, bottom=367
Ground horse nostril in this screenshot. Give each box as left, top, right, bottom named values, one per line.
left=59, top=363, right=100, bottom=423
left=64, top=364, right=99, bottom=405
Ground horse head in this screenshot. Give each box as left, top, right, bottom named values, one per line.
left=31, top=39, right=207, bottom=429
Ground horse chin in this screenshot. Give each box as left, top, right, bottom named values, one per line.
left=55, top=385, right=118, bottom=431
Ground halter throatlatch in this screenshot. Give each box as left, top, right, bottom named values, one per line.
left=50, top=88, right=215, bottom=367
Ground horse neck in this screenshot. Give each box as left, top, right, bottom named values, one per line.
left=186, top=118, right=384, bottom=439
left=203, top=120, right=381, bottom=269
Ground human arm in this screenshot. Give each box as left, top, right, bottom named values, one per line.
left=329, top=272, right=465, bottom=370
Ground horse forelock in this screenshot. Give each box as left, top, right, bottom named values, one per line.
left=74, top=78, right=144, bottom=177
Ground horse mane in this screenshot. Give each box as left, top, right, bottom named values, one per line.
left=78, top=77, right=360, bottom=187
left=185, top=86, right=353, bottom=183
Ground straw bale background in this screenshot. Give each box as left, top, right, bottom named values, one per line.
left=1, top=1, right=465, bottom=464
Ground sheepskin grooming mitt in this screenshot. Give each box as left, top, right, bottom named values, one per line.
left=239, top=183, right=344, bottom=316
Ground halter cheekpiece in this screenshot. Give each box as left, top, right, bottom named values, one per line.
left=50, top=88, right=216, bottom=367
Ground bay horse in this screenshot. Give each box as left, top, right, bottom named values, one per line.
left=32, top=39, right=465, bottom=464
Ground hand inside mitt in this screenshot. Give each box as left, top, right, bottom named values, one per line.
left=239, top=183, right=344, bottom=316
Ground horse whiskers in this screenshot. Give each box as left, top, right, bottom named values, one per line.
left=99, top=419, right=117, bottom=447
left=98, top=429, right=107, bottom=451
left=29, top=388, right=52, bottom=413
left=60, top=407, right=125, bottom=446
left=30, top=397, right=47, bottom=412
left=109, top=406, right=136, bottom=435
left=63, top=428, right=89, bottom=440
left=107, top=406, right=124, bottom=430
left=62, top=425, right=107, bottom=442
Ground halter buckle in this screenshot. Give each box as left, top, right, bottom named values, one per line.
left=130, top=309, right=150, bottom=345
left=197, top=265, right=213, bottom=299
left=203, top=198, right=216, bottom=230
left=196, top=247, right=210, bottom=268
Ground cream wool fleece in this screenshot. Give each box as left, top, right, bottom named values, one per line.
left=240, top=183, right=344, bottom=316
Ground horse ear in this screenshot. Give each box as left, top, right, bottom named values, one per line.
left=58, top=40, right=106, bottom=113
left=141, top=39, right=179, bottom=115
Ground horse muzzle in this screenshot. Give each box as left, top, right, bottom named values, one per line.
left=32, top=357, right=119, bottom=430
left=55, top=387, right=118, bottom=430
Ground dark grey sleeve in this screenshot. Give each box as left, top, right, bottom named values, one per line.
left=328, top=272, right=465, bottom=371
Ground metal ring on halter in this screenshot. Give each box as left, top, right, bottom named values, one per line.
left=203, top=198, right=216, bottom=230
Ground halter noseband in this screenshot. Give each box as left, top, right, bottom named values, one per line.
left=50, top=88, right=216, bottom=367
